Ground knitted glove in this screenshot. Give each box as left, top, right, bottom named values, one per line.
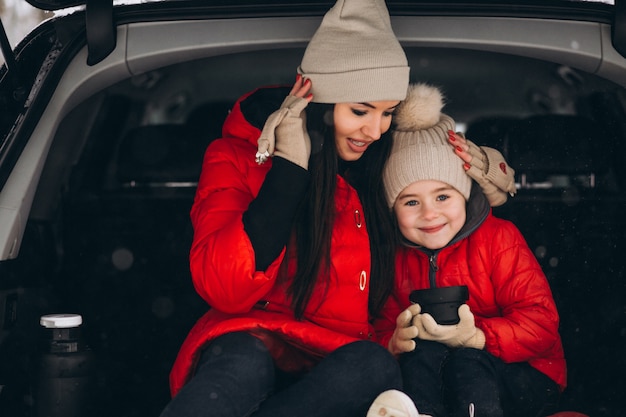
left=255, top=95, right=311, bottom=169
left=388, top=304, right=421, bottom=355
left=413, top=304, right=486, bottom=349
left=463, top=138, right=516, bottom=207
left=466, top=139, right=517, bottom=207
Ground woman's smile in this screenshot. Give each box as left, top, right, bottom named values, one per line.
left=333, top=101, right=399, bottom=161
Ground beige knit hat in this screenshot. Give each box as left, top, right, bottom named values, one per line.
left=384, top=83, right=472, bottom=207
left=298, top=0, right=410, bottom=104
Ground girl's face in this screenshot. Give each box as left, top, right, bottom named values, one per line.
left=333, top=100, right=399, bottom=161
left=393, top=180, right=467, bottom=250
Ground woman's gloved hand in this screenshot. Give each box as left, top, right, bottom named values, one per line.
left=388, top=304, right=421, bottom=355
left=448, top=130, right=517, bottom=207
left=256, top=76, right=313, bottom=169
left=412, top=304, right=486, bottom=349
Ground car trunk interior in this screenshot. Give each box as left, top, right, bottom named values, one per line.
left=1, top=45, right=625, bottom=416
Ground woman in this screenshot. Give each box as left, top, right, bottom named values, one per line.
left=162, top=1, right=411, bottom=415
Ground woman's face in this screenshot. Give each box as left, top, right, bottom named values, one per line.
left=333, top=100, right=399, bottom=161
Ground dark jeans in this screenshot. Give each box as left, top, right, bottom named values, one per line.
left=160, top=332, right=402, bottom=417
left=399, top=340, right=560, bottom=417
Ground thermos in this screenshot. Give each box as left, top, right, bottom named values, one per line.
left=34, top=314, right=95, bottom=417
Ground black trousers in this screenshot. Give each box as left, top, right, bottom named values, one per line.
left=399, top=340, right=560, bottom=417
left=160, top=332, right=403, bottom=417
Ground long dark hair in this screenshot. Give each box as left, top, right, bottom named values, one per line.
left=288, top=102, right=397, bottom=319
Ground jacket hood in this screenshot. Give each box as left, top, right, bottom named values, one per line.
left=458, top=182, right=491, bottom=238
left=222, top=85, right=292, bottom=148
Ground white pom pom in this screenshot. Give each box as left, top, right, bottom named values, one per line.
left=394, top=83, right=445, bottom=131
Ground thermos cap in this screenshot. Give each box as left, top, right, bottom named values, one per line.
left=40, top=314, right=83, bottom=329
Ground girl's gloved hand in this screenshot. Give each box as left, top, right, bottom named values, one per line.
left=412, top=304, right=486, bottom=349
left=256, top=76, right=313, bottom=169
left=388, top=304, right=421, bottom=355
left=448, top=130, right=517, bottom=207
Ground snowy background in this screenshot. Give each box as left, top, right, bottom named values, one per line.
left=1, top=0, right=47, bottom=47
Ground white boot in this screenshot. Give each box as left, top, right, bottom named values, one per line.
left=366, top=389, right=420, bottom=417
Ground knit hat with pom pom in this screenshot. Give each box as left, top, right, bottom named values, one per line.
left=383, top=83, right=471, bottom=207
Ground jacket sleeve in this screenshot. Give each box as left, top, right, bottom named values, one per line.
left=372, top=251, right=407, bottom=351
left=243, top=157, right=309, bottom=270
left=372, top=291, right=405, bottom=351
left=189, top=138, right=301, bottom=314
left=475, top=222, right=562, bottom=363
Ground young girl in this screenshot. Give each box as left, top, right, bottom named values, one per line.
left=376, top=83, right=566, bottom=417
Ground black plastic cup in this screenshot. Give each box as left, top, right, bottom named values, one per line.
left=409, top=285, right=469, bottom=325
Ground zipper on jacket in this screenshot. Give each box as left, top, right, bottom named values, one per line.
left=429, top=253, right=438, bottom=288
